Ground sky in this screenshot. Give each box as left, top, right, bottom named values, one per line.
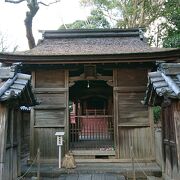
left=0, top=0, right=90, bottom=51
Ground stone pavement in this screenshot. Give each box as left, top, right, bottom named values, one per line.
left=25, top=173, right=125, bottom=180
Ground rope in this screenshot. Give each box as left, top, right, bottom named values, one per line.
left=17, top=153, right=38, bottom=180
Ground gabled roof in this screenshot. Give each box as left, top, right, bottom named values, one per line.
left=0, top=64, right=36, bottom=106
left=0, top=29, right=179, bottom=64
left=144, top=63, right=180, bottom=106
left=17, top=29, right=174, bottom=56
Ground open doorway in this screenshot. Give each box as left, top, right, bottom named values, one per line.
left=69, top=80, right=114, bottom=150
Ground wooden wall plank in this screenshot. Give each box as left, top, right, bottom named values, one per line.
left=31, top=69, right=69, bottom=162
left=34, top=128, right=64, bottom=159
left=35, top=109, right=65, bottom=126
left=117, top=68, right=147, bottom=87
left=36, top=93, right=66, bottom=105
left=118, top=127, right=154, bottom=159
left=113, top=68, right=154, bottom=160
left=35, top=70, right=65, bottom=88
left=117, top=92, right=148, bottom=125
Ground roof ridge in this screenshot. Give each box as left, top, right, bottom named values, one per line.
left=41, top=28, right=144, bottom=39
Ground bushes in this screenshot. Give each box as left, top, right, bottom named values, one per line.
left=153, top=106, right=161, bottom=124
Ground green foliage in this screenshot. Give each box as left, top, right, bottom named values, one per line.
left=81, top=0, right=163, bottom=28
left=163, top=33, right=180, bottom=48
left=60, top=0, right=179, bottom=48
left=59, top=9, right=110, bottom=29
left=162, top=0, right=180, bottom=48
left=153, top=106, right=161, bottom=124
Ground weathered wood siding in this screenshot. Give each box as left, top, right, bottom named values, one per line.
left=162, top=101, right=180, bottom=179
left=30, top=69, right=68, bottom=162
left=114, top=68, right=154, bottom=160
left=0, top=107, right=20, bottom=180
left=174, top=103, right=180, bottom=180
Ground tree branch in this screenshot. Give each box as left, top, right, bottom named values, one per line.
left=38, top=0, right=61, bottom=6
left=5, top=0, right=25, bottom=4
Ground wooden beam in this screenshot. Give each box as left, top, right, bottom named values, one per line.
left=34, top=88, right=68, bottom=94
left=118, top=123, right=150, bottom=127
left=34, top=125, right=65, bottom=128
left=34, top=105, right=66, bottom=110
left=113, top=86, right=146, bottom=92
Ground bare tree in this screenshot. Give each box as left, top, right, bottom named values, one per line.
left=0, top=32, right=8, bottom=52
left=5, top=0, right=61, bottom=49
left=0, top=31, right=18, bottom=52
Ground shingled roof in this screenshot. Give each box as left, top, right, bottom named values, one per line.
left=20, top=28, right=173, bottom=56
left=0, top=63, right=36, bottom=106
left=144, top=63, right=180, bottom=106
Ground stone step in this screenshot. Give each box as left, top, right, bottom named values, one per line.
left=147, top=176, right=163, bottom=180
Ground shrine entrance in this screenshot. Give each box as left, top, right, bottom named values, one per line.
left=69, top=80, right=114, bottom=150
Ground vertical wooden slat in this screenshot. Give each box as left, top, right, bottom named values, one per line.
left=30, top=108, right=35, bottom=159
left=17, top=110, right=21, bottom=175
left=149, top=107, right=155, bottom=159
left=17, top=110, right=22, bottom=176
left=0, top=104, right=8, bottom=180
left=10, top=109, right=14, bottom=180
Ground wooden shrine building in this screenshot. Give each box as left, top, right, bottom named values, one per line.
left=0, top=63, right=36, bottom=180
left=0, top=29, right=180, bottom=165
left=144, top=63, right=180, bottom=180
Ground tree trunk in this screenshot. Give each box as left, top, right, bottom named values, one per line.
left=24, top=2, right=39, bottom=49
left=24, top=12, right=36, bottom=49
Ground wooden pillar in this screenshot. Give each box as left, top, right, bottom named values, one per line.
left=0, top=104, right=8, bottom=180
left=30, top=71, right=35, bottom=160
left=10, top=108, right=14, bottom=180
left=65, top=70, right=69, bottom=152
